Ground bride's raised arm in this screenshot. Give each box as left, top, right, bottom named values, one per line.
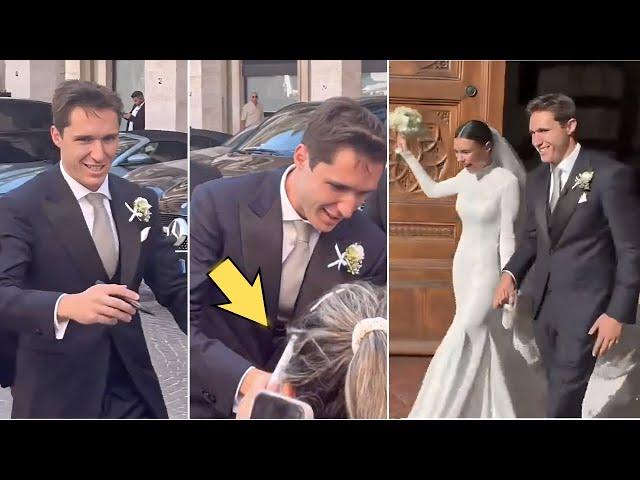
left=395, top=144, right=461, bottom=198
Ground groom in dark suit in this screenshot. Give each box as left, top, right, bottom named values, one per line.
left=190, top=97, right=387, bottom=418
left=0, top=80, right=186, bottom=418
left=495, top=93, right=640, bottom=417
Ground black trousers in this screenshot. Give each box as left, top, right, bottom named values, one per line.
left=534, top=293, right=597, bottom=418
left=100, top=341, right=154, bottom=419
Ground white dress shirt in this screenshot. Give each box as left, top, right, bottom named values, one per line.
left=233, top=164, right=320, bottom=412
left=54, top=162, right=119, bottom=339
left=548, top=143, right=581, bottom=203
left=127, top=102, right=144, bottom=131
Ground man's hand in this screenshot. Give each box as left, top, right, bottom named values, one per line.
left=122, top=113, right=131, bottom=120
left=58, top=284, right=138, bottom=326
left=236, top=369, right=272, bottom=419
left=493, top=272, right=516, bottom=309
left=589, top=313, right=622, bottom=358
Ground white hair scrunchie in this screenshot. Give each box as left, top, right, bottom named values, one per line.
left=352, top=317, right=388, bottom=354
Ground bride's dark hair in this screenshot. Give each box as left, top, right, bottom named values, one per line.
left=455, top=120, right=493, bottom=146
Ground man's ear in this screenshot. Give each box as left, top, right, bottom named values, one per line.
left=51, top=125, right=63, bottom=148
left=293, top=144, right=309, bottom=170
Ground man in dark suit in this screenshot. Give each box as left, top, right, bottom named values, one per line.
left=123, top=90, right=145, bottom=131
left=190, top=97, right=387, bottom=418
left=494, top=93, right=640, bottom=417
left=0, top=80, right=186, bottom=418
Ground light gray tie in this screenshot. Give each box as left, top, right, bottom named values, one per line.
left=278, top=220, right=313, bottom=321
left=86, top=192, right=118, bottom=278
left=549, top=167, right=562, bottom=213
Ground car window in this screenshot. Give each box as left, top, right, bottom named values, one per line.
left=239, top=107, right=314, bottom=156
left=0, top=131, right=58, bottom=163
left=223, top=126, right=258, bottom=149
left=367, top=104, right=387, bottom=125
left=190, top=135, right=212, bottom=150
left=116, top=137, right=140, bottom=156
left=0, top=101, right=52, bottom=131
left=236, top=102, right=385, bottom=157
left=144, top=141, right=187, bottom=163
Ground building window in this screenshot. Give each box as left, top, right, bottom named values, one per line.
left=362, top=60, right=387, bottom=97
left=243, top=60, right=298, bottom=115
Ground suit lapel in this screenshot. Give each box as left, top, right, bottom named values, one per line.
left=42, top=168, right=109, bottom=284
left=535, top=168, right=551, bottom=246
left=549, top=149, right=590, bottom=246
left=109, top=176, right=141, bottom=287
left=240, top=171, right=283, bottom=328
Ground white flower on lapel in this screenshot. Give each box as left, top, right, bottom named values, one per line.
left=140, top=226, right=151, bottom=243
left=572, top=169, right=594, bottom=192
left=327, top=242, right=365, bottom=275
left=125, top=196, right=152, bottom=223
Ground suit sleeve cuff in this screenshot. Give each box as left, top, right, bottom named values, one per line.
left=53, top=294, right=70, bottom=340
left=502, top=270, right=518, bottom=289
left=232, top=366, right=255, bottom=414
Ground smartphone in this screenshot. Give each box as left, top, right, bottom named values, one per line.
left=249, top=391, right=314, bottom=419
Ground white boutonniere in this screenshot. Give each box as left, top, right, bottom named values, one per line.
left=327, top=242, right=365, bottom=275
left=125, top=197, right=152, bottom=223
left=572, top=169, right=594, bottom=204
left=572, top=169, right=594, bottom=191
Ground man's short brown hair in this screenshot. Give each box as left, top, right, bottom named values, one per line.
left=526, top=93, right=576, bottom=125
left=301, top=97, right=386, bottom=168
left=52, top=80, right=123, bottom=135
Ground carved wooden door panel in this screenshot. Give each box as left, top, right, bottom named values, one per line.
left=389, top=60, right=506, bottom=355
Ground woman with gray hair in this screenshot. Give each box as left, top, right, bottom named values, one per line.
left=280, top=281, right=388, bottom=419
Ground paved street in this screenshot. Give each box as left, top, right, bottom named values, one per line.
left=0, top=284, right=187, bottom=419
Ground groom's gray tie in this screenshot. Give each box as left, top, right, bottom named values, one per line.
left=278, top=220, right=313, bottom=321
left=86, top=192, right=118, bottom=278
left=549, top=166, right=562, bottom=213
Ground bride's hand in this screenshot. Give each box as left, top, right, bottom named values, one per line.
left=395, top=132, right=408, bottom=153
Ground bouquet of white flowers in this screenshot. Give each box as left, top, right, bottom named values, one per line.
left=389, top=106, right=424, bottom=137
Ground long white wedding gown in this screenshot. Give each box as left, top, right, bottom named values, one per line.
left=400, top=149, right=640, bottom=418
left=400, top=150, right=546, bottom=418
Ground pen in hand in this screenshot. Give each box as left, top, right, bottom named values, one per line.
left=94, top=280, right=155, bottom=317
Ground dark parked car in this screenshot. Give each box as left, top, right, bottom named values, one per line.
left=112, top=129, right=188, bottom=176
left=190, top=123, right=259, bottom=160
left=189, top=128, right=232, bottom=150
left=191, top=97, right=386, bottom=174
left=124, top=158, right=188, bottom=273
left=0, top=98, right=59, bottom=195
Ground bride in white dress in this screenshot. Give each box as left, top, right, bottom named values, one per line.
left=397, top=119, right=640, bottom=418
left=396, top=120, right=544, bottom=418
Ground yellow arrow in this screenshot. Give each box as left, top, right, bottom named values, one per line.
left=208, top=257, right=268, bottom=327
